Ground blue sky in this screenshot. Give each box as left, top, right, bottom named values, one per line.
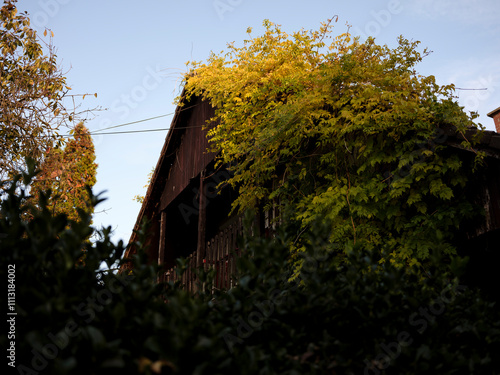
left=16, top=0, right=500, bottom=245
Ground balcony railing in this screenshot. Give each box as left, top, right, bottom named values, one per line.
left=165, top=217, right=243, bottom=292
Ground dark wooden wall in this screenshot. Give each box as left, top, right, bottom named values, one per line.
left=160, top=100, right=217, bottom=211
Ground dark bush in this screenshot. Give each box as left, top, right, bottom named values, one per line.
left=1, top=170, right=499, bottom=374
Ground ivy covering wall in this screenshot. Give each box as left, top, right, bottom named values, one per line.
left=184, top=19, right=485, bottom=268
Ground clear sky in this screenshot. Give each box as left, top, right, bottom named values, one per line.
left=15, top=0, right=500, bottom=245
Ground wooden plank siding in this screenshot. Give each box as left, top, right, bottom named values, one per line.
left=165, top=216, right=243, bottom=292
left=124, top=93, right=219, bottom=272
left=160, top=99, right=217, bottom=212
left=124, top=91, right=500, bottom=298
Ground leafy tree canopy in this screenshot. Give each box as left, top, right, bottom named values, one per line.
left=0, top=0, right=83, bottom=185
left=29, top=122, right=97, bottom=221
left=183, top=19, right=483, bottom=267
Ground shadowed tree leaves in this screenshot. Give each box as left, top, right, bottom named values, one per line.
left=0, top=0, right=73, bottom=184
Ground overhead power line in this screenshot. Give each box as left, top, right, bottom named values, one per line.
left=91, top=113, right=175, bottom=134
left=88, top=125, right=205, bottom=136
left=60, top=124, right=206, bottom=138
left=60, top=124, right=208, bottom=138
left=60, top=126, right=173, bottom=138
left=60, top=103, right=202, bottom=137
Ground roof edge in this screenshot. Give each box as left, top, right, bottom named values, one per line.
left=123, top=86, right=189, bottom=258
left=487, top=106, right=500, bottom=118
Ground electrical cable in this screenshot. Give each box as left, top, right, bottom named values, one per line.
left=60, top=124, right=207, bottom=137
left=61, top=103, right=203, bottom=137
left=91, top=113, right=174, bottom=133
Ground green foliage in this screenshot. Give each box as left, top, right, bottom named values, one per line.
left=0, top=0, right=72, bottom=183
left=29, top=122, right=97, bottom=222
left=1, top=173, right=499, bottom=374
left=183, top=19, right=483, bottom=267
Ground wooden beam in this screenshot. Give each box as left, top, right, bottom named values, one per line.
left=158, top=210, right=167, bottom=283
left=197, top=169, right=207, bottom=268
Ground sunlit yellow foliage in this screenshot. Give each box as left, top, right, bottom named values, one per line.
left=183, top=19, right=482, bottom=266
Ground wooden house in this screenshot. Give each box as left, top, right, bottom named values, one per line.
left=124, top=95, right=500, bottom=296
left=123, top=93, right=244, bottom=290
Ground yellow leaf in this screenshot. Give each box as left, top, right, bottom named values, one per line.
left=51, top=30, right=54, bottom=37
left=43, top=29, right=47, bottom=37
left=151, top=360, right=176, bottom=373
left=94, top=93, right=97, bottom=98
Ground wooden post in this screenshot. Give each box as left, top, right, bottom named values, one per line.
left=216, top=234, right=221, bottom=289
left=197, top=169, right=206, bottom=268
left=158, top=211, right=167, bottom=281
left=221, top=229, right=225, bottom=289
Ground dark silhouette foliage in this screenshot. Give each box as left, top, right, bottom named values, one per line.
left=1, top=168, right=499, bottom=374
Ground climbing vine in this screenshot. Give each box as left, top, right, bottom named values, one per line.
left=183, top=19, right=483, bottom=267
